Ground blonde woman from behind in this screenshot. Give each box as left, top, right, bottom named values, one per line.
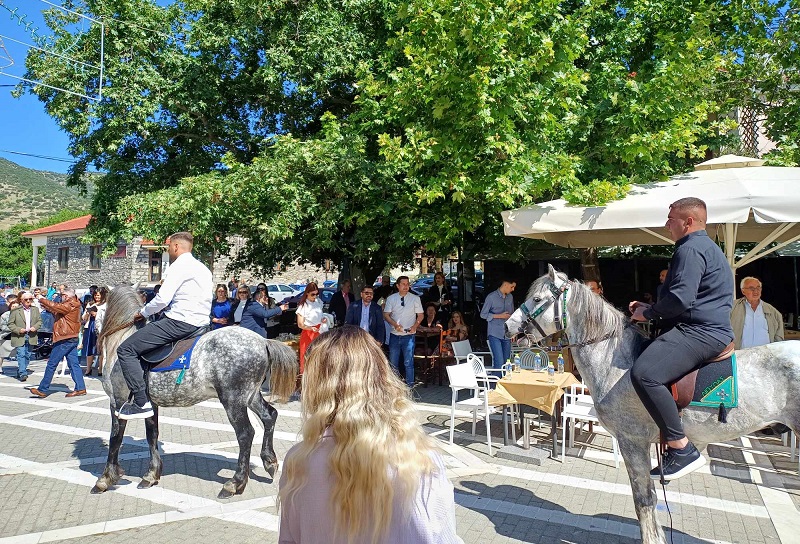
left=278, top=326, right=463, bottom=544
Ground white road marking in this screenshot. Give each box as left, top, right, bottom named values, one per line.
left=454, top=492, right=735, bottom=544
left=0, top=452, right=279, bottom=542
left=490, top=465, right=770, bottom=519
left=741, top=436, right=800, bottom=544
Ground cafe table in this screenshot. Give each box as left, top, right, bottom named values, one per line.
left=488, top=369, right=579, bottom=458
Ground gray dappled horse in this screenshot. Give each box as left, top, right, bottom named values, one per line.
left=92, top=286, right=298, bottom=498
left=505, top=265, right=800, bottom=544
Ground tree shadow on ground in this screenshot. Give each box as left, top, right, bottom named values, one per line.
left=458, top=479, right=724, bottom=544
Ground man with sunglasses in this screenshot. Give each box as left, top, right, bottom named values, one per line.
left=383, top=276, right=423, bottom=387
left=9, top=292, right=42, bottom=382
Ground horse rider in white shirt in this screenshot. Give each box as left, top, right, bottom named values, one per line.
left=116, top=232, right=213, bottom=419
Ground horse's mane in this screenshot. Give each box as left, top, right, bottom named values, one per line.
left=527, top=273, right=632, bottom=346
left=97, top=285, right=142, bottom=358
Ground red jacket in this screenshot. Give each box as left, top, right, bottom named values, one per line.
left=39, top=296, right=82, bottom=343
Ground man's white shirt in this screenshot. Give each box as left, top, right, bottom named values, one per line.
left=742, top=301, right=770, bottom=348
left=141, top=252, right=213, bottom=327
left=384, top=292, right=423, bottom=335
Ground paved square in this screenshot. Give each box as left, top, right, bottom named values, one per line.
left=0, top=359, right=796, bottom=543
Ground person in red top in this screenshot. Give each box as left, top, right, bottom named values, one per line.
left=30, top=286, right=86, bottom=398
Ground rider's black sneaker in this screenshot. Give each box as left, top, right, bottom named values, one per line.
left=650, top=443, right=705, bottom=481
left=117, top=401, right=154, bottom=420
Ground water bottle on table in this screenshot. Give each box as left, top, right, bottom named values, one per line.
left=547, top=363, right=555, bottom=383
left=533, top=353, right=542, bottom=372
left=513, top=354, right=521, bottom=373
left=557, top=353, right=564, bottom=374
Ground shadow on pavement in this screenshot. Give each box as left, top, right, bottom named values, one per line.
left=458, top=480, right=717, bottom=544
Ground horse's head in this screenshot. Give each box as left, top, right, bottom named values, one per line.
left=505, top=264, right=571, bottom=346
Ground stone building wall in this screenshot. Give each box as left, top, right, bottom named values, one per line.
left=44, top=235, right=132, bottom=288
left=42, top=233, right=337, bottom=290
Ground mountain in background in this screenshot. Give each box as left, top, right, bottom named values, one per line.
left=0, top=158, right=92, bottom=229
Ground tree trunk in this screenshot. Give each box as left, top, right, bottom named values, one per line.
left=580, top=247, right=601, bottom=282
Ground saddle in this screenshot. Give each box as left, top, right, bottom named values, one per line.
left=141, top=326, right=209, bottom=368
left=670, top=341, right=735, bottom=411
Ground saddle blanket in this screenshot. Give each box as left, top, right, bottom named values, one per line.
left=150, top=337, right=201, bottom=373
left=688, top=353, right=738, bottom=409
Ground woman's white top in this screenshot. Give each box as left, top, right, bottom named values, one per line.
left=297, top=298, right=324, bottom=327
left=94, top=303, right=107, bottom=334
left=279, top=431, right=463, bottom=544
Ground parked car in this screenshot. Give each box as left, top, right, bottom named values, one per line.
left=372, top=276, right=397, bottom=288
left=410, top=278, right=434, bottom=296
left=280, top=287, right=337, bottom=313
left=249, top=283, right=302, bottom=304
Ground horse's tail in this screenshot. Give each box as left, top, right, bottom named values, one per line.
left=264, top=339, right=299, bottom=402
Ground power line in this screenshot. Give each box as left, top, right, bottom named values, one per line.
left=0, top=148, right=74, bottom=163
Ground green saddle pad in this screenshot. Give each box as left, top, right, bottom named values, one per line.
left=689, top=353, right=738, bottom=409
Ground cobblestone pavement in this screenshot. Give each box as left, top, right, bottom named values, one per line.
left=0, top=358, right=798, bottom=543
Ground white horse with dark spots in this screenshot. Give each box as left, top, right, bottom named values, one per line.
left=93, top=286, right=298, bottom=498
left=505, top=265, right=800, bottom=544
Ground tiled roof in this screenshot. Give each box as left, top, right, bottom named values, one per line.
left=21, top=215, right=92, bottom=237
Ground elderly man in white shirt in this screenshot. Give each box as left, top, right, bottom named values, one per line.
left=116, top=232, right=213, bottom=419
left=731, top=276, right=785, bottom=350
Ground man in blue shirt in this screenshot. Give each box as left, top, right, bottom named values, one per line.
left=630, top=197, right=734, bottom=481
left=480, top=279, right=516, bottom=370
left=345, top=286, right=385, bottom=344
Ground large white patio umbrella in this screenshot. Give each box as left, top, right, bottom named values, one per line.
left=501, top=155, right=800, bottom=270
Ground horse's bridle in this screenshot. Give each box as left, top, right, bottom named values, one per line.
left=517, top=276, right=627, bottom=348
left=517, top=276, right=570, bottom=340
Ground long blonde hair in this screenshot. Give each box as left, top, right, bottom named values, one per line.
left=278, top=326, right=436, bottom=543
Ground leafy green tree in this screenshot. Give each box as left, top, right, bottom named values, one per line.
left=20, top=0, right=786, bottom=285
left=0, top=210, right=88, bottom=281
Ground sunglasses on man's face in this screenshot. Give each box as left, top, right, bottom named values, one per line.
left=22, top=298, right=34, bottom=301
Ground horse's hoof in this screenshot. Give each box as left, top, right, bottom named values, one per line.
left=218, top=480, right=246, bottom=499
left=90, top=484, right=107, bottom=494
left=137, top=479, right=158, bottom=489
left=217, top=488, right=234, bottom=499
left=265, top=463, right=277, bottom=478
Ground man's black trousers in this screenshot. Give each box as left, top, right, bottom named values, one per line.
left=117, top=317, right=199, bottom=406
left=630, top=326, right=729, bottom=442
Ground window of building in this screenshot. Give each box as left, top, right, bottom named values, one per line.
left=149, top=250, right=162, bottom=282
left=89, top=245, right=102, bottom=270
left=110, top=244, right=127, bottom=258
left=57, top=247, right=69, bottom=271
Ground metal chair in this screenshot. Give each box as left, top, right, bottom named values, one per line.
left=561, top=383, right=620, bottom=468
left=446, top=362, right=497, bottom=455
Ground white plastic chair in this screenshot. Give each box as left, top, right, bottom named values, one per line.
left=561, top=383, right=620, bottom=468
left=446, top=362, right=496, bottom=455
left=784, top=431, right=800, bottom=474
left=467, top=353, right=517, bottom=443
left=451, top=340, right=492, bottom=366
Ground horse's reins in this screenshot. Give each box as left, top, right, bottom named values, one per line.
left=517, top=277, right=624, bottom=348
